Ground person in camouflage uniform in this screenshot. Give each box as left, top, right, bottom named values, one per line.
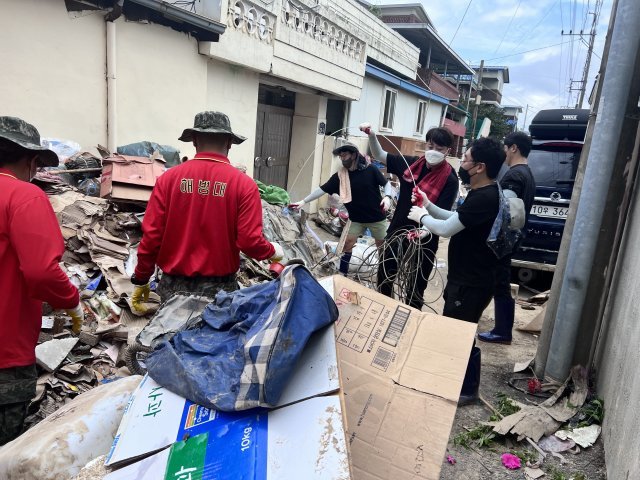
left=0, top=117, right=83, bottom=445
left=155, top=273, right=239, bottom=303
left=130, top=111, right=284, bottom=310
left=0, top=365, right=37, bottom=445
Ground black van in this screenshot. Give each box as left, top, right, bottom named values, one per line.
left=511, top=109, right=589, bottom=282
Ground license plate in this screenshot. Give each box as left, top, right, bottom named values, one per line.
left=531, top=204, right=569, bottom=219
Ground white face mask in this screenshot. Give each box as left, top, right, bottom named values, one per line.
left=425, top=149, right=446, bottom=166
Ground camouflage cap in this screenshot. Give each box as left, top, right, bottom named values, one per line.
left=332, top=140, right=359, bottom=156
left=0, top=116, right=59, bottom=166
left=178, top=111, right=247, bottom=144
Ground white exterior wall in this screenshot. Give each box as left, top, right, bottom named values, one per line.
left=200, top=0, right=419, bottom=101
left=206, top=59, right=260, bottom=173
left=348, top=77, right=445, bottom=140
left=0, top=0, right=258, bottom=165
left=0, top=0, right=107, bottom=148
left=114, top=18, right=209, bottom=160
left=287, top=94, right=327, bottom=207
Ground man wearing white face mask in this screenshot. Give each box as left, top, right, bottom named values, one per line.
left=361, top=125, right=459, bottom=310
left=0, top=116, right=83, bottom=444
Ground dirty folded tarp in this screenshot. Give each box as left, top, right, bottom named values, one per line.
left=145, top=265, right=338, bottom=411
left=117, top=141, right=181, bottom=167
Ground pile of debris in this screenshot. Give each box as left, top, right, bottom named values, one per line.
left=25, top=174, right=326, bottom=429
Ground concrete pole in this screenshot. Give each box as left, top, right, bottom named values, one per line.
left=522, top=104, right=529, bottom=132
left=471, top=60, right=484, bottom=140
left=544, top=0, right=640, bottom=382
left=106, top=20, right=117, bottom=153
left=534, top=0, right=617, bottom=380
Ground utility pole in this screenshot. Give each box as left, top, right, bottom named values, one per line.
left=577, top=0, right=604, bottom=108
left=471, top=60, right=484, bottom=140
left=563, top=0, right=604, bottom=108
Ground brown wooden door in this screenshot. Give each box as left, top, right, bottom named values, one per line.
left=254, top=104, right=293, bottom=189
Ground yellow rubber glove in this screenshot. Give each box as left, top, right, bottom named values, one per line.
left=269, top=242, right=284, bottom=262
left=131, top=284, right=151, bottom=315
left=66, top=303, right=85, bottom=334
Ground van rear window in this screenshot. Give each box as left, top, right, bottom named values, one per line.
left=528, top=148, right=580, bottom=186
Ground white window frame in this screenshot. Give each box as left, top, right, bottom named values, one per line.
left=380, top=87, right=397, bottom=132
left=414, top=100, right=428, bottom=136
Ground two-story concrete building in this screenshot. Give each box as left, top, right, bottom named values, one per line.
left=0, top=0, right=421, bottom=203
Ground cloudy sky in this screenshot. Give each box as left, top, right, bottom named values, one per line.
left=377, top=0, right=614, bottom=130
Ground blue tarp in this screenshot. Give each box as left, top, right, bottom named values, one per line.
left=146, top=265, right=338, bottom=411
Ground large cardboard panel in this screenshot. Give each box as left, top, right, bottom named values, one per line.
left=105, top=395, right=350, bottom=480
left=106, top=324, right=341, bottom=468
left=325, top=276, right=477, bottom=480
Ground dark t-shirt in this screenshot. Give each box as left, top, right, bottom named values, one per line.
left=500, top=163, right=536, bottom=223
left=448, top=184, right=500, bottom=287
left=321, top=165, right=387, bottom=223
left=385, top=154, right=459, bottom=233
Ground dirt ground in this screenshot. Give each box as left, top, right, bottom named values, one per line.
left=426, top=237, right=606, bottom=480
left=309, top=221, right=607, bottom=480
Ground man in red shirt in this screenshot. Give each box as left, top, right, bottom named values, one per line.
left=131, top=111, right=283, bottom=310
left=0, top=116, right=83, bottom=445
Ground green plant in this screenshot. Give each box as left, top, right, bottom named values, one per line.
left=489, top=392, right=521, bottom=421
left=577, top=398, right=604, bottom=427
left=548, top=467, right=569, bottom=480
left=548, top=467, right=587, bottom=480
left=453, top=425, right=496, bottom=449
left=511, top=448, right=536, bottom=464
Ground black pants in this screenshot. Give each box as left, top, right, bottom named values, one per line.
left=490, top=254, right=516, bottom=336
left=0, top=364, right=37, bottom=445
left=443, top=282, right=494, bottom=325
left=443, top=282, right=493, bottom=397
left=377, top=233, right=438, bottom=310
left=494, top=255, right=512, bottom=298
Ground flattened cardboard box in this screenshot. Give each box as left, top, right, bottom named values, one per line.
left=322, top=276, right=477, bottom=480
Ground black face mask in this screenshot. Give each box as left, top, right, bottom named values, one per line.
left=458, top=164, right=474, bottom=185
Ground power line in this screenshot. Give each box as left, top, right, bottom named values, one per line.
left=509, top=0, right=561, bottom=54
left=494, top=0, right=523, bottom=55
left=450, top=0, right=474, bottom=46
left=474, top=40, right=573, bottom=63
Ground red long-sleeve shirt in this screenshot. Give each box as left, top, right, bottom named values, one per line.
left=0, top=169, right=79, bottom=369
left=135, top=152, right=275, bottom=281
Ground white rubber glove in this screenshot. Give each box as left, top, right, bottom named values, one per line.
left=408, top=206, right=429, bottom=224
left=410, top=188, right=431, bottom=208
left=380, top=196, right=392, bottom=212
left=359, top=122, right=372, bottom=135
left=289, top=200, right=306, bottom=210
left=270, top=242, right=284, bottom=262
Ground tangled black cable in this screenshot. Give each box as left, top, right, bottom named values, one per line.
left=312, top=227, right=446, bottom=313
